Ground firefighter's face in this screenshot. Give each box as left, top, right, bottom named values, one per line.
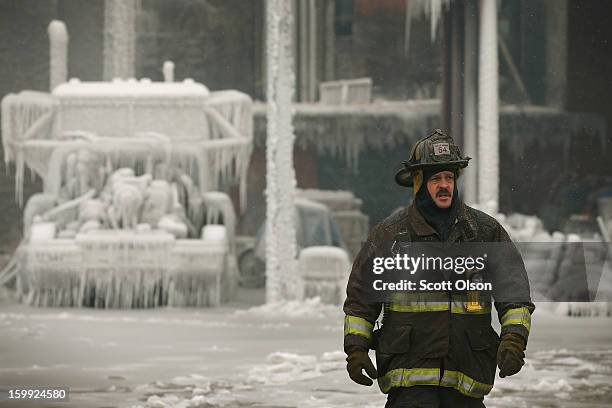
left=427, top=170, right=455, bottom=208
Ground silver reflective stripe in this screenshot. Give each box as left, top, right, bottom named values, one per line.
left=379, top=368, right=440, bottom=393
left=389, top=372, right=403, bottom=383
left=440, top=370, right=493, bottom=398
left=347, top=321, right=370, bottom=333
left=408, top=374, right=439, bottom=382
left=344, top=315, right=373, bottom=339
left=501, top=307, right=531, bottom=331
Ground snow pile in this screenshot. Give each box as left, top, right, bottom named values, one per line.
left=467, top=203, right=612, bottom=317
left=129, top=351, right=347, bottom=407
left=233, top=296, right=342, bottom=319
left=247, top=352, right=320, bottom=384
left=469, top=201, right=566, bottom=242
left=131, top=375, right=243, bottom=408
left=246, top=350, right=345, bottom=385
left=490, top=349, right=612, bottom=404
left=139, top=390, right=239, bottom=408
left=319, top=350, right=347, bottom=372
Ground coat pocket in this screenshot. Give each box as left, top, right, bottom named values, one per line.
left=466, top=327, right=499, bottom=356
left=465, top=327, right=499, bottom=385
left=379, top=325, right=413, bottom=354
left=376, top=325, right=412, bottom=375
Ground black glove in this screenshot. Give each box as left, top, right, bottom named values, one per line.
left=497, top=333, right=526, bottom=378
left=346, top=347, right=378, bottom=386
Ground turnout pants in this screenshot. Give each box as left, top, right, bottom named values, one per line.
left=385, top=386, right=486, bottom=408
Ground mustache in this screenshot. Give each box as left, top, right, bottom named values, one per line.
left=436, top=188, right=452, bottom=197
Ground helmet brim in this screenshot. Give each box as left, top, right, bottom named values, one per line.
left=394, top=159, right=470, bottom=187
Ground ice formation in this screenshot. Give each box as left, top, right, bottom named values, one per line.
left=0, top=75, right=252, bottom=308
left=1, top=80, right=252, bottom=207
left=103, top=0, right=136, bottom=80
left=11, top=162, right=238, bottom=308
left=470, top=202, right=612, bottom=316
left=246, top=350, right=346, bottom=386
left=163, top=61, right=174, bottom=83
left=478, top=0, right=500, bottom=214
left=299, top=246, right=350, bottom=305
left=407, top=0, right=451, bottom=41
left=18, top=220, right=233, bottom=308
left=234, top=296, right=342, bottom=320
left=47, top=20, right=68, bottom=90
left=264, top=0, right=299, bottom=303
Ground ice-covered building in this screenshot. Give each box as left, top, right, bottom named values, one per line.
left=0, top=1, right=611, bottom=306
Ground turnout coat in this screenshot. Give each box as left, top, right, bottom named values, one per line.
left=343, top=201, right=534, bottom=398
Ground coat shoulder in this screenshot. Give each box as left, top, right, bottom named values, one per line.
left=463, top=205, right=510, bottom=240
left=368, top=207, right=409, bottom=241
left=465, top=206, right=499, bottom=227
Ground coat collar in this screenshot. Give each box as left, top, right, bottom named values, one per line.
left=407, top=200, right=477, bottom=241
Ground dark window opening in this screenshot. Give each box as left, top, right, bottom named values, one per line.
left=335, top=0, right=353, bottom=36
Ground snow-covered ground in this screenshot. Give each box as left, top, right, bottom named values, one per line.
left=0, top=290, right=610, bottom=408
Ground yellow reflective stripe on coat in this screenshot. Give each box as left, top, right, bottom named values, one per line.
left=388, top=293, right=491, bottom=314
left=378, top=368, right=440, bottom=393
left=389, top=292, right=448, bottom=312
left=501, top=307, right=531, bottom=331
left=440, top=370, right=493, bottom=398
left=344, top=315, right=373, bottom=340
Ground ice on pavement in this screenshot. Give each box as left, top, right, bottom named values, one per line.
left=489, top=349, right=612, bottom=407
left=233, top=296, right=343, bottom=319
left=130, top=347, right=612, bottom=408
left=246, top=350, right=346, bottom=385
left=1, top=296, right=610, bottom=408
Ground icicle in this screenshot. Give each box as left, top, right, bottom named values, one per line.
left=407, top=0, right=450, bottom=42
left=15, top=146, right=24, bottom=206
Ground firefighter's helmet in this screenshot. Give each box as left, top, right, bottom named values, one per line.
left=395, top=129, right=471, bottom=187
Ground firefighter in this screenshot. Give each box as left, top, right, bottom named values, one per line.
left=343, top=129, right=534, bottom=407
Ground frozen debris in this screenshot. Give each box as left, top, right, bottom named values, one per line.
left=465, top=207, right=612, bottom=309
left=469, top=202, right=566, bottom=242
left=19, top=230, right=231, bottom=308
left=299, top=246, right=351, bottom=305
left=145, top=395, right=185, bottom=408
left=167, top=374, right=211, bottom=390
left=3, top=80, right=252, bottom=208
left=234, top=296, right=342, bottom=319
left=246, top=350, right=345, bottom=385
left=132, top=375, right=241, bottom=408
left=1, top=91, right=57, bottom=165
left=490, top=348, right=612, bottom=405
left=319, top=350, right=347, bottom=372
left=297, top=188, right=362, bottom=211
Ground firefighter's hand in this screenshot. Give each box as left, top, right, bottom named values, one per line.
left=497, top=333, right=526, bottom=378
left=346, top=347, right=378, bottom=386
